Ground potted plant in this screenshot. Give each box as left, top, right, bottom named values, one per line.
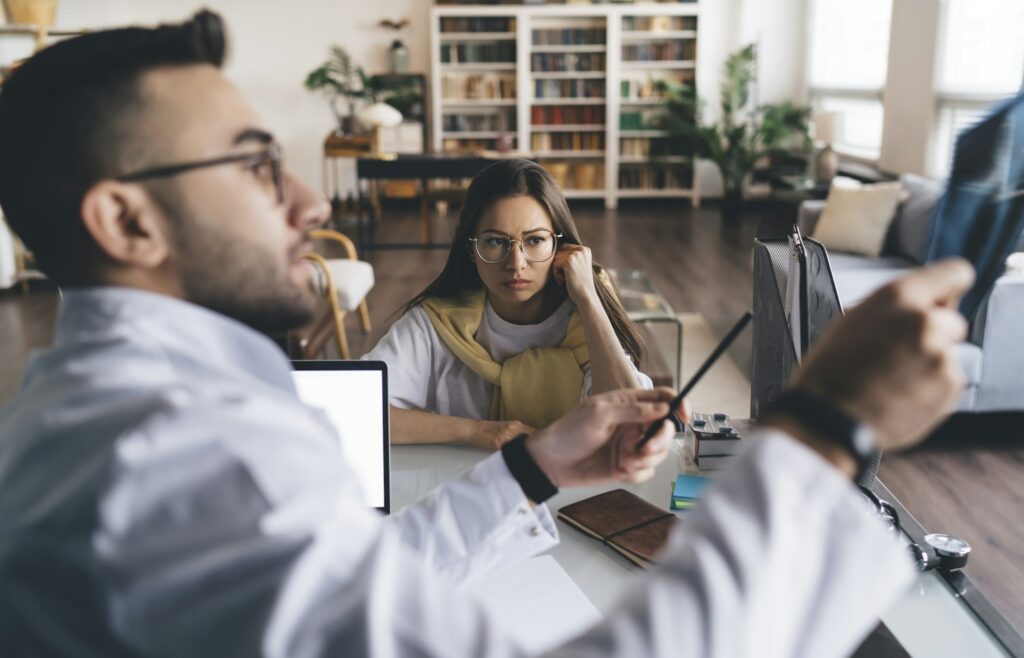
left=304, top=46, right=367, bottom=135
left=304, top=46, right=419, bottom=135
left=656, top=44, right=812, bottom=221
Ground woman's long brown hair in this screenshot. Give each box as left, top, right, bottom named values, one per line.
left=404, top=158, right=644, bottom=365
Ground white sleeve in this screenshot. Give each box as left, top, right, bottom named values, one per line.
left=93, top=401, right=557, bottom=657
left=362, top=307, right=437, bottom=411
left=98, top=406, right=912, bottom=658
left=558, top=430, right=916, bottom=658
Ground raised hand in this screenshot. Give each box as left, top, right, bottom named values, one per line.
left=791, top=258, right=975, bottom=451
left=525, top=387, right=680, bottom=488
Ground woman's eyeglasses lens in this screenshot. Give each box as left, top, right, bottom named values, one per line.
left=474, top=231, right=558, bottom=263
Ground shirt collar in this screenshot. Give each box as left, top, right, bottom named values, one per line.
left=54, top=287, right=296, bottom=393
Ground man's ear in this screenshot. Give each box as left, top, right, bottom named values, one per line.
left=80, top=180, right=171, bottom=270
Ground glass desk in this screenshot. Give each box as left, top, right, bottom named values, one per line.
left=390, top=438, right=1014, bottom=657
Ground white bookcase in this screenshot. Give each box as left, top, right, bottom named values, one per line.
left=430, top=4, right=702, bottom=209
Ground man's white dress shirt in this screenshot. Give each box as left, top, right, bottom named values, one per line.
left=0, top=287, right=913, bottom=657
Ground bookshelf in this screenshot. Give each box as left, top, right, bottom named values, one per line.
left=431, top=4, right=702, bottom=209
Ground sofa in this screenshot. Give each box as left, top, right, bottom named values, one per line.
left=798, top=173, right=1024, bottom=413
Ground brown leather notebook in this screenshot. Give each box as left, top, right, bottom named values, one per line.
left=557, top=489, right=677, bottom=568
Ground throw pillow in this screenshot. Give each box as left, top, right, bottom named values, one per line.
left=892, top=173, right=943, bottom=263
left=812, top=179, right=904, bottom=258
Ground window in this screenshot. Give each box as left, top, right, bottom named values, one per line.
left=930, top=0, right=1024, bottom=177
left=806, top=0, right=893, bottom=160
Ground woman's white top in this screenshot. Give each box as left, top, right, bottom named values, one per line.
left=363, top=298, right=652, bottom=419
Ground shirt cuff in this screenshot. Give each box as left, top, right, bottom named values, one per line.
left=483, top=451, right=559, bottom=543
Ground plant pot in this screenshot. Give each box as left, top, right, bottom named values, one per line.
left=4, top=0, right=57, bottom=25
left=338, top=115, right=358, bottom=136
left=721, top=189, right=743, bottom=223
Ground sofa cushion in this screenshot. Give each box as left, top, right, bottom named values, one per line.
left=888, top=173, right=943, bottom=263
left=310, top=258, right=375, bottom=311
left=812, top=179, right=903, bottom=258
left=825, top=253, right=916, bottom=308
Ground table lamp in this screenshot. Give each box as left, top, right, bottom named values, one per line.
left=813, top=111, right=842, bottom=184
left=358, top=102, right=404, bottom=157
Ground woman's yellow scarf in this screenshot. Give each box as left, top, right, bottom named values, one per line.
left=421, top=290, right=589, bottom=429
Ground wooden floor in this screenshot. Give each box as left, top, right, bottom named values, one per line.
left=2, top=199, right=1022, bottom=648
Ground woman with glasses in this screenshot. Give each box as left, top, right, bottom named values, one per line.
left=364, top=159, right=651, bottom=449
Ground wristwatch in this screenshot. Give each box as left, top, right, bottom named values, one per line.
left=769, top=388, right=878, bottom=482
left=501, top=433, right=559, bottom=504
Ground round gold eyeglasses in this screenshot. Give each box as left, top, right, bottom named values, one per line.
left=469, top=229, right=563, bottom=264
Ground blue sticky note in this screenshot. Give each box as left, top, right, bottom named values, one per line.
left=673, top=474, right=711, bottom=501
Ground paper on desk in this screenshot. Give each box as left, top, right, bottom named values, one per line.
left=463, top=555, right=602, bottom=654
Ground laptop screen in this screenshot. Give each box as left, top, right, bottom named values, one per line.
left=291, top=360, right=390, bottom=513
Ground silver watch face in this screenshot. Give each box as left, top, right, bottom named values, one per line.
left=924, top=533, right=972, bottom=557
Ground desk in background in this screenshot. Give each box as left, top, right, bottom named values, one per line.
left=353, top=153, right=529, bottom=251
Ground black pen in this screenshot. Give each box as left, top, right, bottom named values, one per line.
left=635, top=312, right=753, bottom=452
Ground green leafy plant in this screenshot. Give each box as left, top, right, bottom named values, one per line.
left=304, top=45, right=420, bottom=134
left=304, top=46, right=365, bottom=132
left=655, top=44, right=812, bottom=210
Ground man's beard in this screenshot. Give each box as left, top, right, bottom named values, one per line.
left=172, top=220, right=317, bottom=334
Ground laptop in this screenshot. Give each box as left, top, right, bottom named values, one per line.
left=291, top=360, right=390, bottom=513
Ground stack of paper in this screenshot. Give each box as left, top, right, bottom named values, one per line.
left=670, top=473, right=710, bottom=510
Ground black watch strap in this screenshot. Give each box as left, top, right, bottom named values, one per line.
left=769, top=389, right=878, bottom=482
left=501, top=433, right=558, bottom=504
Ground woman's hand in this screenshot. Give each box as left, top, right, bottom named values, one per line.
left=466, top=420, right=535, bottom=451
left=551, top=244, right=599, bottom=307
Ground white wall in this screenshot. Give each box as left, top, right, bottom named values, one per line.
left=57, top=0, right=431, bottom=194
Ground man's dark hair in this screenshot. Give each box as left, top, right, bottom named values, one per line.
left=0, top=10, right=226, bottom=285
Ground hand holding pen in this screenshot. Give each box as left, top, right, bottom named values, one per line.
left=635, top=312, right=753, bottom=453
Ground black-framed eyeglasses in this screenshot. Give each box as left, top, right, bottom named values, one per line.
left=116, top=142, right=285, bottom=203
left=469, top=229, right=563, bottom=264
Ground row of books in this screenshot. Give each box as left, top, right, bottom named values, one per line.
left=531, top=53, right=605, bottom=73
left=621, top=137, right=684, bottom=158
left=442, top=111, right=514, bottom=133
left=623, top=15, right=697, bottom=32
left=442, top=73, right=517, bottom=101
left=620, top=74, right=692, bottom=100
left=531, top=132, right=604, bottom=151
left=441, top=43, right=516, bottom=65
left=541, top=160, right=603, bottom=191
left=619, top=164, right=692, bottom=189
left=620, top=110, right=660, bottom=131
left=441, top=137, right=508, bottom=151
left=440, top=17, right=513, bottom=33
left=534, top=79, right=605, bottom=99
left=531, top=105, right=605, bottom=125
left=532, top=27, right=606, bottom=46
left=622, top=41, right=697, bottom=63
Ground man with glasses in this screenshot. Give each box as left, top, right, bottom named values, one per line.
left=0, top=11, right=974, bottom=657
